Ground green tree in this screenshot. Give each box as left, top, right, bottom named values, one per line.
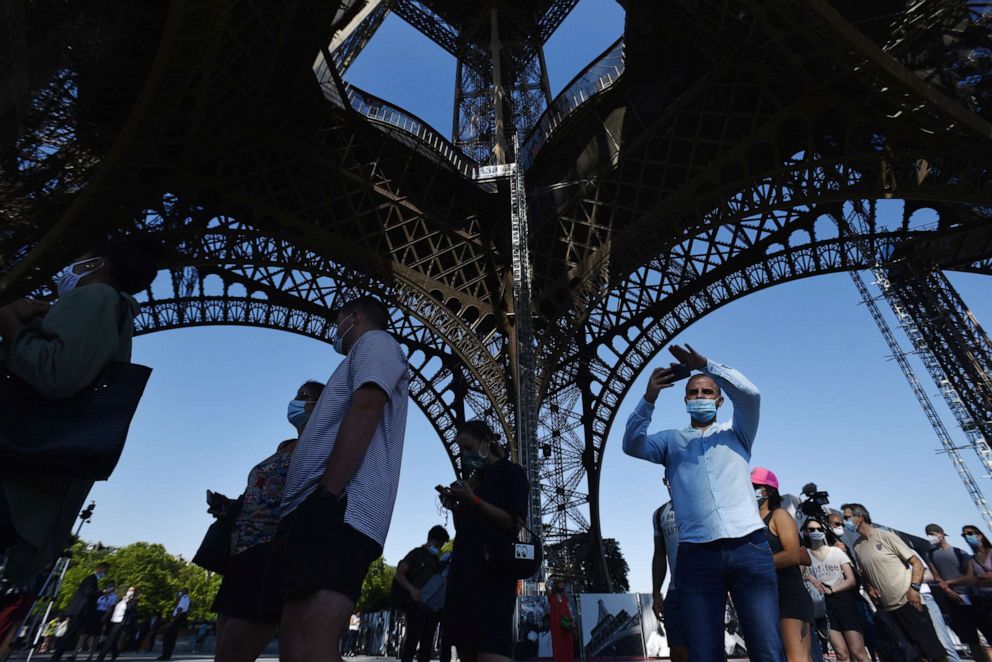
left=356, top=557, right=396, bottom=611
left=54, top=540, right=221, bottom=620
left=545, top=534, right=630, bottom=593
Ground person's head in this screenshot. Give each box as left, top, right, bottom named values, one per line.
left=332, top=296, right=390, bottom=355
left=750, top=467, right=781, bottom=511
left=841, top=503, right=871, bottom=533
left=827, top=512, right=844, bottom=534
left=925, top=523, right=947, bottom=548
left=684, top=375, right=724, bottom=425
left=961, top=525, right=991, bottom=552
left=455, top=419, right=504, bottom=474
left=104, top=583, right=116, bottom=593
left=179, top=587, right=189, bottom=596
left=56, top=235, right=164, bottom=297
left=287, top=380, right=325, bottom=434
left=94, top=563, right=110, bottom=578
left=126, top=586, right=137, bottom=598
left=802, top=518, right=829, bottom=548
left=427, top=525, right=449, bottom=551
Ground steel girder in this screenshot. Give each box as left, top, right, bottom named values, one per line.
left=3, top=0, right=992, bottom=584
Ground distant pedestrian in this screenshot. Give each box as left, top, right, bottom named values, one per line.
left=548, top=578, right=575, bottom=662
left=97, top=586, right=138, bottom=661
left=51, top=562, right=109, bottom=661
left=395, top=526, right=449, bottom=662
left=843, top=503, right=946, bottom=661
left=193, top=622, right=209, bottom=653
left=925, top=523, right=991, bottom=660
left=157, top=588, right=190, bottom=661
left=962, top=524, right=992, bottom=606
left=277, top=297, right=410, bottom=662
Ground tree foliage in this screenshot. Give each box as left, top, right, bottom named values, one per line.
left=54, top=540, right=221, bottom=621
left=545, top=533, right=630, bottom=593
left=356, top=556, right=396, bottom=611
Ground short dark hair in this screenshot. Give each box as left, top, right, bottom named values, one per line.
left=338, top=296, right=389, bottom=330
left=457, top=420, right=505, bottom=458
left=428, top=525, right=449, bottom=543
left=299, top=380, right=325, bottom=400
left=686, top=374, right=721, bottom=396
left=96, top=562, right=110, bottom=570
left=841, top=503, right=872, bottom=524
left=88, top=235, right=164, bottom=295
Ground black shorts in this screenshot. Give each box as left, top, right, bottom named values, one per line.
left=212, top=541, right=283, bottom=623
left=273, top=488, right=381, bottom=605
left=825, top=590, right=865, bottom=633
left=889, top=602, right=945, bottom=659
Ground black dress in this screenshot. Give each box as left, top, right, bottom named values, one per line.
left=763, top=511, right=814, bottom=623
left=443, top=459, right=529, bottom=657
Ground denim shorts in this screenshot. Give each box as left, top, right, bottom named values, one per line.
left=664, top=588, right=687, bottom=648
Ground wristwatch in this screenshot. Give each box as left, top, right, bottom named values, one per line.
left=910, top=582, right=922, bottom=592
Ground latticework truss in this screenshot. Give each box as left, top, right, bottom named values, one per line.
left=3, top=0, right=992, bottom=586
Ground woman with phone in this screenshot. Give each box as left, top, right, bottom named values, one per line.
left=802, top=519, right=868, bottom=662
left=439, top=420, right=529, bottom=662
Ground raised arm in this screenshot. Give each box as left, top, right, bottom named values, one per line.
left=623, top=399, right=669, bottom=464
left=703, top=360, right=760, bottom=450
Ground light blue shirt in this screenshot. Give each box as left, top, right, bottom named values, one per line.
left=623, top=360, right=763, bottom=544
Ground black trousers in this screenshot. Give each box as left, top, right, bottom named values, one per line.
left=96, top=622, right=130, bottom=661
left=889, top=602, right=947, bottom=660
left=401, top=607, right=439, bottom=662
left=50, top=616, right=87, bottom=660
left=160, top=613, right=187, bottom=659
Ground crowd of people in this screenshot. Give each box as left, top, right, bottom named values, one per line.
left=0, top=234, right=987, bottom=662
left=629, top=344, right=992, bottom=662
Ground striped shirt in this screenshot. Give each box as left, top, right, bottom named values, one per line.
left=280, top=330, right=410, bottom=546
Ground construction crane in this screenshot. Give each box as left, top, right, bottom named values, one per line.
left=843, top=201, right=992, bottom=532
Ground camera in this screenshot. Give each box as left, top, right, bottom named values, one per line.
left=798, top=482, right=830, bottom=522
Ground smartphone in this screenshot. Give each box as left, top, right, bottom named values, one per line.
left=670, top=363, right=691, bottom=381
left=435, top=484, right=452, bottom=497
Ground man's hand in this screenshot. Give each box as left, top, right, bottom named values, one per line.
left=645, top=364, right=681, bottom=403
left=651, top=592, right=665, bottom=621
left=668, top=344, right=707, bottom=371
left=906, top=588, right=923, bottom=611
left=3, top=299, right=50, bottom=323
left=867, top=585, right=881, bottom=604
left=448, top=480, right=476, bottom=504
left=945, top=588, right=964, bottom=604
left=409, top=587, right=422, bottom=603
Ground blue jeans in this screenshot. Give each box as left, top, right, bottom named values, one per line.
left=676, top=529, right=786, bottom=662
left=922, top=591, right=962, bottom=661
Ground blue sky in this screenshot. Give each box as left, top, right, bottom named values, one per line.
left=82, top=0, right=992, bottom=594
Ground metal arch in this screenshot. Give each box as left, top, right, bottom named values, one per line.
left=133, top=294, right=468, bottom=472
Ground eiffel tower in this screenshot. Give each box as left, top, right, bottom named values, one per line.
left=3, top=1, right=992, bottom=587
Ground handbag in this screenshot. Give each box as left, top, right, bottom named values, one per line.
left=0, top=296, right=151, bottom=480
left=192, top=498, right=242, bottom=574
left=559, top=615, right=574, bottom=631
left=483, top=518, right=543, bottom=580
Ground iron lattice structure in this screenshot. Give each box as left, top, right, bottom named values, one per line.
left=3, top=0, right=992, bottom=586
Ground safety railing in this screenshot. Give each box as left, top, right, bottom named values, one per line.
left=519, top=37, right=625, bottom=170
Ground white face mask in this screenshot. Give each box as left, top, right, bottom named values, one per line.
left=55, top=258, right=104, bottom=297
left=927, top=534, right=942, bottom=547
left=831, top=526, right=844, bottom=537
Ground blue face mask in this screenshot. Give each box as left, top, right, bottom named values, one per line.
left=332, top=314, right=356, bottom=356
left=428, top=545, right=440, bottom=556
left=965, top=534, right=981, bottom=550
left=287, top=400, right=311, bottom=429
left=686, top=398, right=718, bottom=423
left=754, top=488, right=767, bottom=506
left=55, top=258, right=104, bottom=297
left=844, top=518, right=859, bottom=533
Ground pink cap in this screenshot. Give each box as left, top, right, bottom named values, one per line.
left=750, top=467, right=779, bottom=490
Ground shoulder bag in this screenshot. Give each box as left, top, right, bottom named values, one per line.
left=192, top=497, right=242, bottom=574
left=483, top=518, right=543, bottom=580
left=0, top=295, right=151, bottom=480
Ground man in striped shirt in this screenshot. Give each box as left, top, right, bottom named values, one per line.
left=277, top=297, right=410, bottom=662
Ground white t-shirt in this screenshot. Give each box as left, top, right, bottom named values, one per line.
left=808, top=546, right=851, bottom=588
left=653, top=501, right=679, bottom=590
left=111, top=598, right=130, bottom=623
left=280, top=330, right=410, bottom=547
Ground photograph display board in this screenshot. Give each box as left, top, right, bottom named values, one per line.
left=637, top=593, right=668, bottom=658
left=579, top=593, right=644, bottom=658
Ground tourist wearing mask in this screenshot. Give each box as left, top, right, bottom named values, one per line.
left=802, top=519, right=868, bottom=662
left=441, top=420, right=529, bottom=662
left=394, top=525, right=450, bottom=662
left=212, top=380, right=324, bottom=662
left=752, top=468, right=814, bottom=662
left=925, top=523, right=991, bottom=661
left=962, top=525, right=992, bottom=600
left=97, top=586, right=139, bottom=661
left=51, top=562, right=110, bottom=661
left=0, top=236, right=163, bottom=584
left=624, top=345, right=784, bottom=662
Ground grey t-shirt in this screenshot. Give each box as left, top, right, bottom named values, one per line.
left=653, top=501, right=679, bottom=591
left=280, top=330, right=410, bottom=547
left=931, top=546, right=971, bottom=595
